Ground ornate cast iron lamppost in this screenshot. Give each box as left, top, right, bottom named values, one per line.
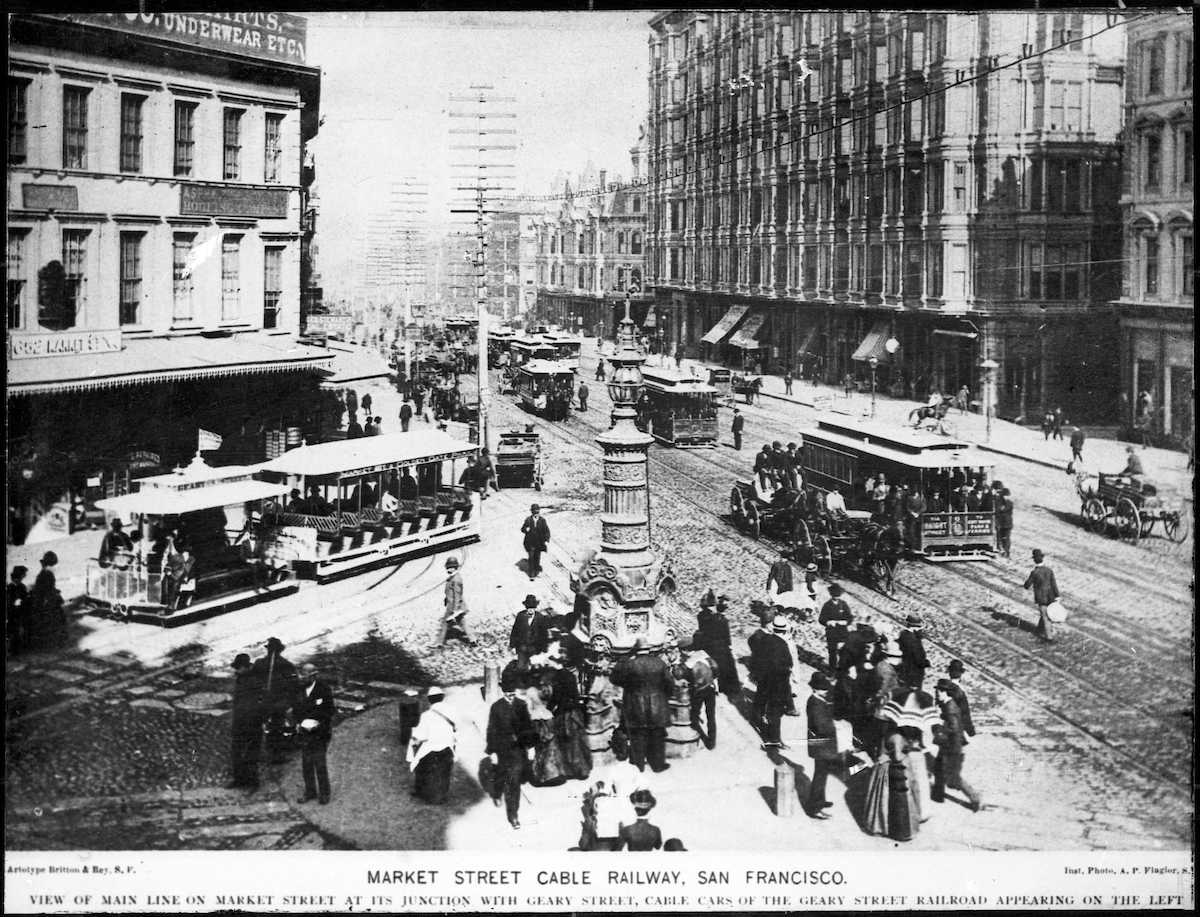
left=573, top=294, right=676, bottom=656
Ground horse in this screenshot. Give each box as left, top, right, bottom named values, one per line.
left=1066, top=458, right=1099, bottom=504
left=908, top=396, right=953, bottom=429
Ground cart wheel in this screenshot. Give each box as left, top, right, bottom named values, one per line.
left=812, top=534, right=832, bottom=575
left=1114, top=498, right=1141, bottom=545
left=744, top=502, right=761, bottom=539
left=112, top=603, right=128, bottom=619
left=1082, top=498, right=1107, bottom=535
left=1163, top=508, right=1190, bottom=543
left=534, top=456, right=544, bottom=491
left=730, top=487, right=746, bottom=528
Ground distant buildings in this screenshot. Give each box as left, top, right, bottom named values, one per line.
left=7, top=12, right=328, bottom=541
left=1116, top=14, right=1193, bottom=446
left=534, top=138, right=651, bottom=337
left=645, top=11, right=1128, bottom=422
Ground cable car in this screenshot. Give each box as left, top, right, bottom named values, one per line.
left=510, top=335, right=557, bottom=368
left=641, top=368, right=720, bottom=447
left=257, top=430, right=480, bottom=581
left=801, top=415, right=996, bottom=561
left=541, top=331, right=583, bottom=370
left=513, top=359, right=575, bottom=421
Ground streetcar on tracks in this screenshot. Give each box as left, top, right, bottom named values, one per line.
left=541, top=330, right=583, bottom=370
left=1076, top=472, right=1190, bottom=546
left=496, top=428, right=544, bottom=490
left=509, top=335, right=557, bottom=368
left=257, top=430, right=480, bottom=581
left=641, top=368, right=720, bottom=448
left=87, top=455, right=301, bottom=625
left=488, top=327, right=516, bottom=368
left=801, top=415, right=996, bottom=561
left=512, top=359, right=575, bottom=421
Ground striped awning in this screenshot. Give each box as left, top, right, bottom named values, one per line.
left=701, top=304, right=749, bottom=344
left=851, top=322, right=892, bottom=363
left=7, top=332, right=333, bottom=397
left=728, top=312, right=767, bottom=349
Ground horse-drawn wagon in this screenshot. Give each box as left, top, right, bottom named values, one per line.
left=1077, top=472, right=1189, bottom=545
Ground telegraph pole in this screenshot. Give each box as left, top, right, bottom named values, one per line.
left=392, top=178, right=428, bottom=382
left=448, top=84, right=517, bottom=451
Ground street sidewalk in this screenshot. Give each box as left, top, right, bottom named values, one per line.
left=662, top=353, right=1193, bottom=504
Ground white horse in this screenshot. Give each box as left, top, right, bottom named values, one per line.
left=1066, top=458, right=1099, bottom=503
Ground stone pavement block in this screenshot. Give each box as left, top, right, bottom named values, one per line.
left=285, top=830, right=328, bottom=850
left=240, top=833, right=284, bottom=850
left=129, top=699, right=174, bottom=711
left=44, top=669, right=85, bottom=683
left=177, top=820, right=299, bottom=841
left=177, top=691, right=228, bottom=708
left=126, top=685, right=156, bottom=695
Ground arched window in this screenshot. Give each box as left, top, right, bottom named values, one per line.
left=631, top=267, right=642, bottom=290
left=617, top=267, right=626, bottom=291
left=617, top=232, right=627, bottom=254
left=631, top=232, right=643, bottom=255
left=577, top=266, right=585, bottom=288
left=578, top=233, right=585, bottom=254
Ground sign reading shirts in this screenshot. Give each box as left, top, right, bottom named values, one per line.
left=55, top=12, right=308, bottom=66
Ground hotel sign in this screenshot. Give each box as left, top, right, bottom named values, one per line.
left=180, top=185, right=289, bottom=219
left=9, top=329, right=122, bottom=360
left=53, top=12, right=308, bottom=66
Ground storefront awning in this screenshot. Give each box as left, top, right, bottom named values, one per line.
left=796, top=325, right=820, bottom=357
left=728, top=312, right=767, bottom=349
left=7, top=331, right=334, bottom=397
left=851, top=322, right=892, bottom=363
left=701, top=304, right=749, bottom=344
left=318, top=343, right=394, bottom=387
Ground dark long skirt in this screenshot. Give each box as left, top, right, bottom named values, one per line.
left=556, top=708, right=592, bottom=780
left=413, top=748, right=453, bottom=805
left=530, top=718, right=566, bottom=786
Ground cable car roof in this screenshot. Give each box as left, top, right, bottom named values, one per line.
left=642, top=368, right=720, bottom=393
left=96, top=479, right=292, bottom=516
left=260, top=431, right=477, bottom=478
left=519, top=359, right=576, bottom=375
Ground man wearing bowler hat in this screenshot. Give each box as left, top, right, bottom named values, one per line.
left=944, top=659, right=975, bottom=738
left=897, top=613, right=931, bottom=688
left=436, top=556, right=478, bottom=647
left=818, top=583, right=853, bottom=670
left=252, top=637, right=299, bottom=761
left=486, top=669, right=535, bottom=828
left=509, top=595, right=550, bottom=671
left=1023, top=548, right=1061, bottom=643
left=610, top=635, right=674, bottom=773
left=805, top=671, right=841, bottom=818
left=521, top=503, right=551, bottom=580
left=293, top=662, right=336, bottom=805
left=932, top=678, right=981, bottom=812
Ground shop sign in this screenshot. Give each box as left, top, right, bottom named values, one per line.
left=307, top=313, right=354, bottom=331
left=22, top=184, right=79, bottom=211
left=125, top=451, right=162, bottom=471
left=813, top=394, right=833, bottom=413
left=54, top=12, right=308, bottom=66
left=180, top=185, right=289, bottom=219
left=8, top=329, right=122, bottom=360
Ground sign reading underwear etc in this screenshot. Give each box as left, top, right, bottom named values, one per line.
left=52, top=12, right=308, bottom=66
left=180, top=185, right=289, bottom=219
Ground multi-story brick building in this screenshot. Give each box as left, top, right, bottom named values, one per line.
left=7, top=12, right=328, bottom=542
left=646, top=10, right=1126, bottom=421
left=534, top=142, right=651, bottom=338
left=1116, top=12, right=1192, bottom=447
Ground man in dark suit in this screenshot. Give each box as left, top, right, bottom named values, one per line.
left=1023, top=548, right=1061, bottom=642
left=818, top=584, right=854, bottom=670
left=509, top=595, right=550, bottom=670
left=695, top=592, right=742, bottom=697
left=616, top=789, right=663, bottom=851
left=805, top=671, right=841, bottom=818
left=293, top=663, right=337, bottom=805
left=731, top=409, right=744, bottom=450
left=251, top=637, right=299, bottom=762
left=610, top=636, right=673, bottom=773
left=754, top=616, right=794, bottom=749
left=932, top=678, right=981, bottom=812
left=897, top=613, right=931, bottom=688
left=521, top=504, right=551, bottom=580
left=945, top=659, right=975, bottom=738
left=766, top=548, right=794, bottom=597
left=227, top=653, right=263, bottom=791
left=486, top=671, right=535, bottom=828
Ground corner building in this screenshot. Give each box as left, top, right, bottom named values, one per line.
left=646, top=11, right=1125, bottom=422
left=1115, top=12, right=1192, bottom=447
left=7, top=12, right=329, bottom=542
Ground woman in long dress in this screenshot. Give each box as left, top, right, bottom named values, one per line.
left=526, top=683, right=566, bottom=787
left=863, top=728, right=918, bottom=841
left=548, top=658, right=592, bottom=781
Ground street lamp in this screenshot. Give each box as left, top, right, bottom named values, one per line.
left=868, top=355, right=879, bottom=418
left=980, top=358, right=999, bottom=443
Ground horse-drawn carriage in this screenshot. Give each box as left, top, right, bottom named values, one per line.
left=495, top=429, right=544, bottom=490
left=1076, top=471, right=1189, bottom=545
left=728, top=479, right=902, bottom=595
left=731, top=374, right=763, bottom=404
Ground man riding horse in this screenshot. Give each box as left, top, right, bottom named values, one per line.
left=909, top=394, right=954, bottom=431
